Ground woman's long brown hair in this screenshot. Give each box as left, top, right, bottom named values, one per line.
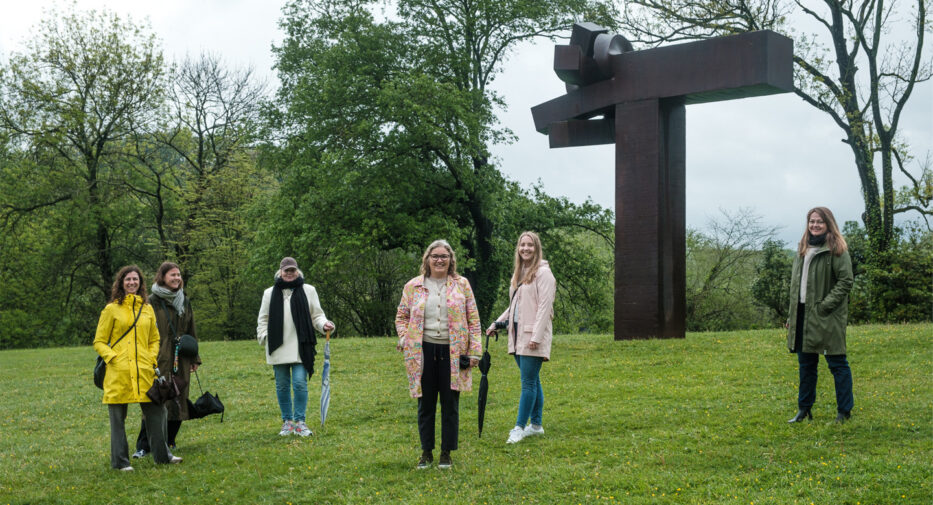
left=110, top=265, right=149, bottom=305
left=796, top=207, right=848, bottom=256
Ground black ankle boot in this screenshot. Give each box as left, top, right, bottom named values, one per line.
left=834, top=411, right=851, bottom=423
left=788, top=408, right=812, bottom=423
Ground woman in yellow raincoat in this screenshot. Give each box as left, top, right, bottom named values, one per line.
left=93, top=265, right=181, bottom=470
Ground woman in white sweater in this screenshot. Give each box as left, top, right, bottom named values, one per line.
left=257, top=257, right=334, bottom=437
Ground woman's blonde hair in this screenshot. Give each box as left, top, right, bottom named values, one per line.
left=797, top=206, right=848, bottom=256
left=511, top=231, right=544, bottom=288
left=420, top=239, right=458, bottom=278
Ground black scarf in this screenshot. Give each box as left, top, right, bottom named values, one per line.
left=268, top=277, right=317, bottom=373
left=808, top=233, right=827, bottom=246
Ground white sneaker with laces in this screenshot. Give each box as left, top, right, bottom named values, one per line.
left=523, top=424, right=544, bottom=437
left=506, top=426, right=525, bottom=444
left=294, top=421, right=313, bottom=437
left=279, top=420, right=294, bottom=436
left=120, top=466, right=134, bottom=472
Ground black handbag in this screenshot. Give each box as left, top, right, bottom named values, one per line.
left=187, top=370, right=224, bottom=421
left=93, top=303, right=143, bottom=389
left=157, top=298, right=199, bottom=361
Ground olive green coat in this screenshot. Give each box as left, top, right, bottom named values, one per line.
left=785, top=247, right=854, bottom=355
left=149, top=294, right=200, bottom=421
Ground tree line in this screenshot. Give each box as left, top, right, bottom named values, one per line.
left=1, top=1, right=929, bottom=349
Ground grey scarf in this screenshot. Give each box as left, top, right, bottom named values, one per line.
left=151, top=283, right=185, bottom=315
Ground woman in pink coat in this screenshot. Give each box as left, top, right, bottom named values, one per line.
left=487, top=231, right=556, bottom=445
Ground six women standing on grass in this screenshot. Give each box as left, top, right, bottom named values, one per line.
left=785, top=207, right=855, bottom=424
left=93, top=265, right=181, bottom=471
left=93, top=212, right=857, bottom=468
left=488, top=231, right=556, bottom=444
left=396, top=239, right=482, bottom=469
left=132, top=262, right=200, bottom=459
left=257, top=257, right=335, bottom=437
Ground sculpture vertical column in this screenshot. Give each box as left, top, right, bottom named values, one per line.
left=614, top=98, right=686, bottom=339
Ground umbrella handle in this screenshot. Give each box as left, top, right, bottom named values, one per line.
left=484, top=330, right=497, bottom=348
left=326, top=329, right=331, bottom=342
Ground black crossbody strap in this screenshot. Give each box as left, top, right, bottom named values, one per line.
left=107, top=300, right=143, bottom=349
left=158, top=297, right=179, bottom=341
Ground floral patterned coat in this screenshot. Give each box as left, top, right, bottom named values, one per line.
left=395, top=274, right=482, bottom=398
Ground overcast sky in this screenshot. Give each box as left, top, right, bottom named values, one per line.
left=2, top=0, right=930, bottom=246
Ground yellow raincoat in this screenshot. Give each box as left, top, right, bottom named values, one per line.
left=93, top=294, right=160, bottom=404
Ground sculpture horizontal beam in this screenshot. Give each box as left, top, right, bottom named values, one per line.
left=548, top=118, right=615, bottom=148
left=532, top=30, right=793, bottom=134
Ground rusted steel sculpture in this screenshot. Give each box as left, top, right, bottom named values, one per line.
left=532, top=23, right=793, bottom=339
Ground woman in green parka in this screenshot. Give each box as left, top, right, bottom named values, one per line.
left=93, top=265, right=182, bottom=470
left=785, top=207, right=854, bottom=424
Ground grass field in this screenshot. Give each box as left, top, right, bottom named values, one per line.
left=0, top=324, right=930, bottom=504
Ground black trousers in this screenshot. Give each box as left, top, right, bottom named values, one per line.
left=137, top=418, right=182, bottom=450
left=794, top=302, right=854, bottom=413
left=418, top=341, right=459, bottom=452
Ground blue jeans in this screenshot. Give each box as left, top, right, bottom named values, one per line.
left=273, top=363, right=308, bottom=422
left=514, top=354, right=544, bottom=427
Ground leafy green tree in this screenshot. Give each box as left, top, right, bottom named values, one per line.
left=268, top=0, right=614, bottom=325
left=845, top=220, right=932, bottom=323
left=751, top=238, right=793, bottom=324
left=617, top=0, right=931, bottom=257
left=0, top=7, right=165, bottom=296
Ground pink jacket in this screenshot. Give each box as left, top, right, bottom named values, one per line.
left=396, top=275, right=482, bottom=398
left=495, top=261, right=556, bottom=360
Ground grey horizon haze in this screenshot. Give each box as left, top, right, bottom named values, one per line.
left=2, top=0, right=930, bottom=246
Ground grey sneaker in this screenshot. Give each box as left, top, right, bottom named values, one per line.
left=523, top=424, right=544, bottom=437
left=278, top=421, right=294, bottom=436
left=294, top=421, right=313, bottom=437
left=131, top=449, right=148, bottom=459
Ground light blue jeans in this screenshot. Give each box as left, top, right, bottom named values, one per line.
left=273, top=363, right=308, bottom=422
left=514, top=354, right=544, bottom=427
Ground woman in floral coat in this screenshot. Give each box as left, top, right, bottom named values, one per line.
left=396, top=239, right=482, bottom=470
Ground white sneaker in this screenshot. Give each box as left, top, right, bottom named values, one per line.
left=506, top=426, right=525, bottom=444
left=279, top=421, right=294, bottom=436
left=523, top=424, right=544, bottom=437
left=169, top=456, right=183, bottom=464
left=120, top=466, right=134, bottom=472
left=294, top=421, right=313, bottom=437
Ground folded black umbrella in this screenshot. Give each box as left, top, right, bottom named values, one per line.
left=146, top=368, right=179, bottom=405
left=478, top=330, right=498, bottom=438
left=187, top=370, right=224, bottom=422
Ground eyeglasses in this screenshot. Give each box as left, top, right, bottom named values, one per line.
left=430, top=254, right=450, bottom=262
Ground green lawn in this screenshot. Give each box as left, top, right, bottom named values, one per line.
left=1, top=324, right=930, bottom=504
